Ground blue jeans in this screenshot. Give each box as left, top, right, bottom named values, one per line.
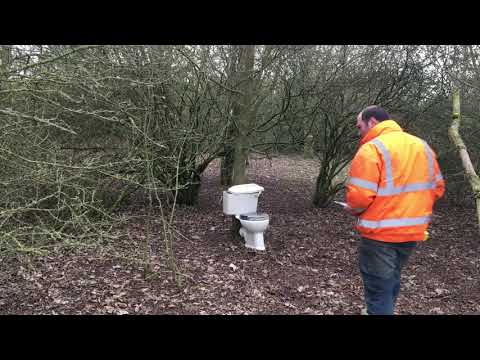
left=359, top=237, right=417, bottom=315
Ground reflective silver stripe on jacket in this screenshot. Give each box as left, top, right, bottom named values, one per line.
left=347, top=177, right=378, bottom=192
left=378, top=182, right=436, bottom=195
left=358, top=215, right=431, bottom=229
left=422, top=140, right=435, bottom=183
left=371, top=139, right=395, bottom=192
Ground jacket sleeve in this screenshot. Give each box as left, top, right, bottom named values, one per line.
left=432, top=152, right=445, bottom=201
left=346, top=143, right=380, bottom=215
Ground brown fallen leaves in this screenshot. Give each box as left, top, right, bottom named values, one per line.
left=0, top=156, right=479, bottom=315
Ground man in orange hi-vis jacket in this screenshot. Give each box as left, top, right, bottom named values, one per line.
left=345, top=106, right=445, bottom=315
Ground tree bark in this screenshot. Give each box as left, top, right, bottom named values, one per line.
left=0, top=45, right=12, bottom=87
left=449, top=89, right=480, bottom=232
left=220, top=46, right=238, bottom=186
left=228, top=45, right=256, bottom=240
left=220, top=138, right=234, bottom=186
left=304, top=134, right=314, bottom=158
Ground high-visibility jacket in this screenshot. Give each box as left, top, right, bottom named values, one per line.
left=346, top=120, right=445, bottom=242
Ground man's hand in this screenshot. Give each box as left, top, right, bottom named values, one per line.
left=345, top=205, right=360, bottom=216
left=334, top=201, right=360, bottom=216
left=335, top=201, right=363, bottom=216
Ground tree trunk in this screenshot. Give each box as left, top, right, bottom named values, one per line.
left=228, top=45, right=256, bottom=241
left=304, top=134, right=314, bottom=158
left=220, top=143, right=234, bottom=186
left=232, top=134, right=249, bottom=185
left=230, top=134, right=248, bottom=240
left=176, top=172, right=201, bottom=206
left=449, top=89, right=480, bottom=232
left=0, top=45, right=12, bottom=71
left=313, top=165, right=333, bottom=207
left=220, top=46, right=239, bottom=187
left=0, top=45, right=12, bottom=88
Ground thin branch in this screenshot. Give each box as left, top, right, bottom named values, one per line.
left=175, top=47, right=244, bottom=96
left=0, top=109, right=77, bottom=134
left=1, top=45, right=99, bottom=76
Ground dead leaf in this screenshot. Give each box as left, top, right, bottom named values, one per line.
left=252, top=289, right=263, bottom=298
left=229, top=263, right=238, bottom=271
left=297, top=285, right=309, bottom=293
left=434, top=288, right=448, bottom=296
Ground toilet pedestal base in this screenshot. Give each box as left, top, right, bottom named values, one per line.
left=239, top=227, right=265, bottom=251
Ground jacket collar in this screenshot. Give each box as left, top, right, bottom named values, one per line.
left=360, top=119, right=403, bottom=145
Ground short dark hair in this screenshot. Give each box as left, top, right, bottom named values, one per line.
left=361, top=106, right=390, bottom=123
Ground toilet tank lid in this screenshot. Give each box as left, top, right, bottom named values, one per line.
left=227, top=183, right=264, bottom=194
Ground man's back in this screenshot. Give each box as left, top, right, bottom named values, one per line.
left=347, top=120, right=445, bottom=243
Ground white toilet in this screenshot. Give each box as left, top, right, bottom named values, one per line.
left=222, top=183, right=270, bottom=251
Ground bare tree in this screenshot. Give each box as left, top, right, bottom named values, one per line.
left=449, top=90, right=480, bottom=231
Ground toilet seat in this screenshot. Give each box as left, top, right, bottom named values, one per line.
left=239, top=213, right=269, bottom=221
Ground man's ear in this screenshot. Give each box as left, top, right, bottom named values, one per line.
left=368, top=117, right=379, bottom=127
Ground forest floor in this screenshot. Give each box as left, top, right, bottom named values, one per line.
left=1, top=156, right=479, bottom=315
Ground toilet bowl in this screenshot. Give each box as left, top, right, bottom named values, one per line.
left=222, top=183, right=270, bottom=251
left=236, top=213, right=269, bottom=251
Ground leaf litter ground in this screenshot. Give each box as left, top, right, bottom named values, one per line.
left=1, top=156, right=479, bottom=315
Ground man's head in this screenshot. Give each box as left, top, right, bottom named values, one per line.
left=356, top=105, right=390, bottom=137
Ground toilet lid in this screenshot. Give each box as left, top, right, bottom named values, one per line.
left=239, top=213, right=269, bottom=221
